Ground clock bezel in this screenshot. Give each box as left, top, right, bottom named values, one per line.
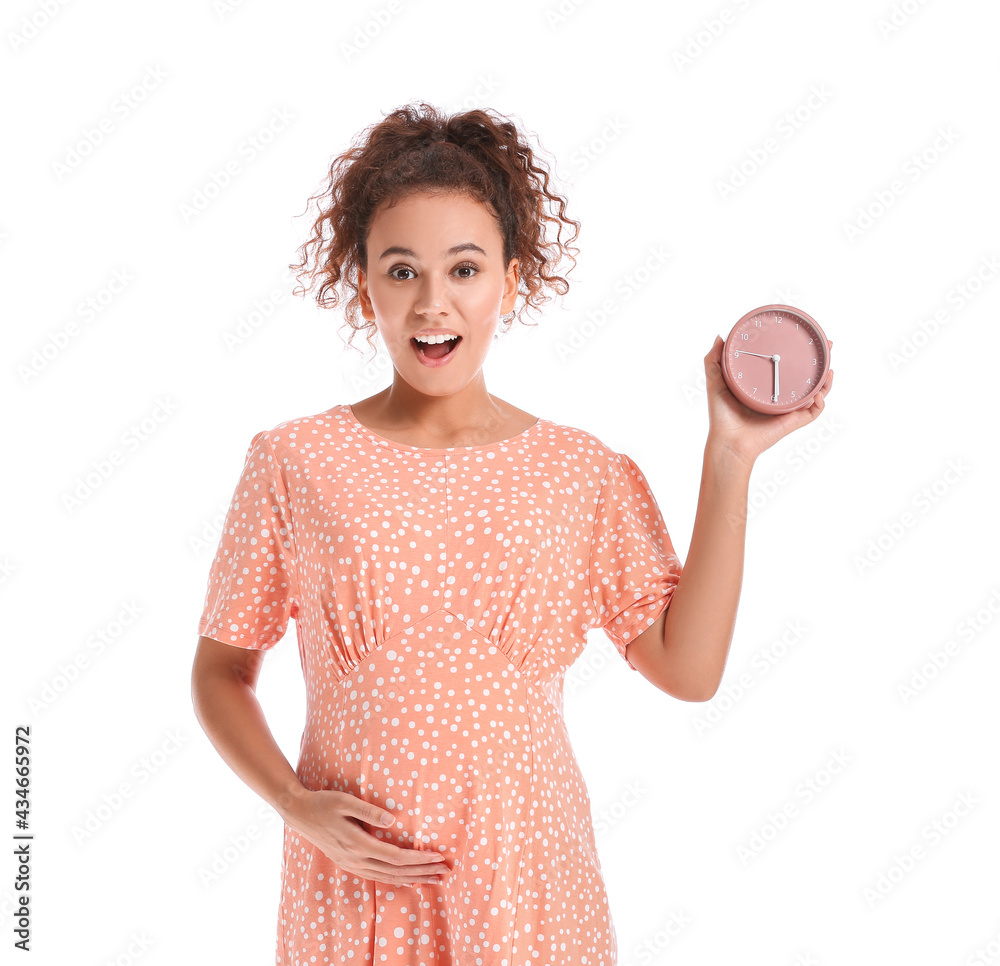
left=721, top=303, right=831, bottom=415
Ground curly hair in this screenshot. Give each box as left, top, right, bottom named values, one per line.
left=288, top=101, right=581, bottom=359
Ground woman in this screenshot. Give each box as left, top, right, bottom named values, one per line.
left=191, top=101, right=833, bottom=965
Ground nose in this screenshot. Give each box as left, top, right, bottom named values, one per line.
left=413, top=271, right=449, bottom=318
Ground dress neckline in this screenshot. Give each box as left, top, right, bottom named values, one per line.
left=342, top=403, right=545, bottom=453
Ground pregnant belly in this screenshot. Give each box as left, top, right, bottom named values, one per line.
left=301, top=628, right=535, bottom=873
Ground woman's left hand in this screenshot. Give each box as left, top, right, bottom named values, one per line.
left=704, top=334, right=835, bottom=470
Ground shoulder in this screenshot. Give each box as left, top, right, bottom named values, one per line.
left=257, top=404, right=349, bottom=449
left=534, top=417, right=626, bottom=483
left=540, top=418, right=665, bottom=504
left=231, top=405, right=350, bottom=471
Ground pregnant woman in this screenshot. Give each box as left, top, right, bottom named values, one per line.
left=190, top=101, right=833, bottom=965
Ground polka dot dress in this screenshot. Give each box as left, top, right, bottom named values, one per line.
left=197, top=403, right=683, bottom=966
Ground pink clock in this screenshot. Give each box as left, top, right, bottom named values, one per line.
left=721, top=304, right=831, bottom=414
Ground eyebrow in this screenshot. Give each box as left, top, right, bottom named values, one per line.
left=378, top=243, right=487, bottom=261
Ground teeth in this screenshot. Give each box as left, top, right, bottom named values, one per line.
left=413, top=334, right=458, bottom=345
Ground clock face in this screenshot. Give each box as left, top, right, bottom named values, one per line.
left=722, top=305, right=830, bottom=414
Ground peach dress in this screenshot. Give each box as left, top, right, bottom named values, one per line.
left=197, top=403, right=683, bottom=966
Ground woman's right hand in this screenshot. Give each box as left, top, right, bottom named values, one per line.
left=190, top=639, right=450, bottom=887
left=278, top=788, right=453, bottom=887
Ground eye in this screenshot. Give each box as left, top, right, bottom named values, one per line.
left=386, top=261, right=480, bottom=282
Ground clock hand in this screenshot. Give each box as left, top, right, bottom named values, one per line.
left=735, top=350, right=774, bottom=359
left=773, top=354, right=780, bottom=401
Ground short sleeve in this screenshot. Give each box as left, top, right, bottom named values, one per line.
left=588, top=452, right=683, bottom=671
left=197, top=429, right=299, bottom=650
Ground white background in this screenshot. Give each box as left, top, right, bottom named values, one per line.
left=3, top=0, right=999, bottom=963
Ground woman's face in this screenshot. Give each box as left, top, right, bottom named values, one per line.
left=358, top=190, right=519, bottom=395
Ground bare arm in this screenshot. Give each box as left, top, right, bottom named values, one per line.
left=624, top=442, right=751, bottom=702
left=190, top=636, right=308, bottom=815
left=190, top=635, right=453, bottom=885
left=624, top=337, right=834, bottom=703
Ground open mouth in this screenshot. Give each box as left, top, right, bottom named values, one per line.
left=412, top=336, right=461, bottom=360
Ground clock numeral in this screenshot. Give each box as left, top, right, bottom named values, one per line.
left=806, top=377, right=813, bottom=386
left=791, top=390, right=797, bottom=399
left=752, top=387, right=757, bottom=394
left=754, top=320, right=761, bottom=327
left=741, top=333, right=749, bottom=340
left=775, top=316, right=783, bottom=323
left=808, top=338, right=814, bottom=344
left=812, top=358, right=817, bottom=365
left=737, top=371, right=743, bottom=379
